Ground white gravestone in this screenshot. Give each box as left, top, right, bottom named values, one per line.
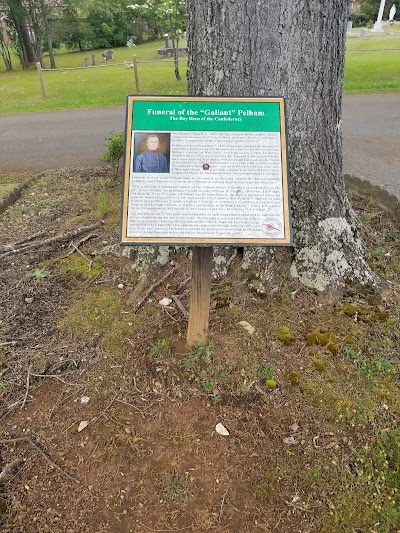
left=372, top=0, right=386, bottom=32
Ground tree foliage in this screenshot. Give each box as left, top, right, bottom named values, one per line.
left=0, top=0, right=187, bottom=67
left=350, top=0, right=396, bottom=25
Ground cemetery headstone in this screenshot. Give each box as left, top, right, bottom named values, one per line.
left=102, top=50, right=114, bottom=62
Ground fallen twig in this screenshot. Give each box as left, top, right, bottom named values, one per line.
left=68, top=243, right=93, bottom=269
left=140, top=524, right=192, bottom=532
left=30, top=373, right=81, bottom=386
left=176, top=276, right=191, bottom=293
left=0, top=341, right=18, bottom=347
left=21, top=364, right=32, bottom=409
left=135, top=266, right=178, bottom=313
left=218, top=490, right=229, bottom=523
left=67, top=233, right=98, bottom=260
left=0, top=458, right=21, bottom=482
left=0, top=223, right=102, bottom=259
left=0, top=437, right=79, bottom=484
left=171, top=294, right=188, bottom=317
left=92, top=393, right=119, bottom=424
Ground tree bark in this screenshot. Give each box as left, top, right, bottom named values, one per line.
left=8, top=0, right=37, bottom=65
left=187, top=0, right=382, bottom=297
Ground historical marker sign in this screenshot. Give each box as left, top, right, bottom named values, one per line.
left=120, top=96, right=292, bottom=246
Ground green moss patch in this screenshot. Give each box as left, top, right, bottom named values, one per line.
left=59, top=289, right=132, bottom=357
left=60, top=253, right=102, bottom=280
left=277, top=326, right=296, bottom=345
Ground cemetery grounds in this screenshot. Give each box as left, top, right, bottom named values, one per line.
left=0, top=24, right=399, bottom=533
left=0, top=167, right=399, bottom=533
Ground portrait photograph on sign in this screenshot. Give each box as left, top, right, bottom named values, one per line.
left=133, top=132, right=171, bottom=174
left=121, top=96, right=292, bottom=246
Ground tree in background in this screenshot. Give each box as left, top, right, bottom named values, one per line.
left=0, top=15, right=13, bottom=69
left=3, top=0, right=37, bottom=67
left=350, top=0, right=395, bottom=26
left=128, top=0, right=186, bottom=80
left=187, top=0, right=383, bottom=297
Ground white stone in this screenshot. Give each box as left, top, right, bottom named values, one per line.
left=215, top=423, right=229, bottom=436
left=80, top=396, right=90, bottom=405
left=159, top=297, right=172, bottom=307
left=239, top=321, right=255, bottom=335
left=77, top=420, right=89, bottom=432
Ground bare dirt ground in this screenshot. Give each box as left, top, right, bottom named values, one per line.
left=0, top=168, right=399, bottom=533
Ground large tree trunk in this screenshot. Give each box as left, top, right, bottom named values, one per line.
left=187, top=0, right=382, bottom=297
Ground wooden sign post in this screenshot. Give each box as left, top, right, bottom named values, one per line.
left=186, top=247, right=213, bottom=346
left=120, top=96, right=292, bottom=347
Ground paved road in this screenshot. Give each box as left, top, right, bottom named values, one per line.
left=0, top=94, right=399, bottom=198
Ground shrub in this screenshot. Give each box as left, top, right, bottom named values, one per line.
left=100, top=131, right=124, bottom=179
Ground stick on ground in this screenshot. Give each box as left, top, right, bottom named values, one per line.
left=0, top=437, right=80, bottom=484
left=135, top=266, right=178, bottom=313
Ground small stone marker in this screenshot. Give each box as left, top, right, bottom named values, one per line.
left=84, top=58, right=89, bottom=68
left=102, top=50, right=114, bottom=62
left=164, top=34, right=169, bottom=48
left=360, top=29, right=368, bottom=39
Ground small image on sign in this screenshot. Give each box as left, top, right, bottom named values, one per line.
left=261, top=219, right=282, bottom=237
left=133, top=132, right=171, bottom=173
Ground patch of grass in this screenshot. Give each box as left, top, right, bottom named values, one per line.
left=10, top=204, right=30, bottom=215
left=1, top=31, right=400, bottom=115
left=344, top=29, right=400, bottom=93
left=321, top=428, right=400, bottom=532
left=150, top=335, right=173, bottom=359
left=182, top=341, right=214, bottom=371
left=200, top=379, right=214, bottom=394
left=0, top=40, right=188, bottom=114
left=164, top=473, right=191, bottom=502
left=26, top=267, right=51, bottom=280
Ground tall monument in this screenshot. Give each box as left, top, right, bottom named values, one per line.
left=372, top=0, right=386, bottom=32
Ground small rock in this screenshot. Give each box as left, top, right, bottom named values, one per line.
left=239, top=321, right=255, bottom=335
left=25, top=298, right=33, bottom=304
left=80, top=396, right=90, bottom=405
left=215, top=423, right=229, bottom=436
left=159, top=297, right=172, bottom=307
left=77, top=421, right=89, bottom=432
left=117, top=283, right=124, bottom=289
left=283, top=436, right=297, bottom=445
left=290, top=422, right=299, bottom=432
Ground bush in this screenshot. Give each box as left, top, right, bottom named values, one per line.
left=100, top=131, right=125, bottom=179
left=350, top=12, right=371, bottom=27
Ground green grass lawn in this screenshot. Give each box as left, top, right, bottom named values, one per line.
left=345, top=28, right=400, bottom=92
left=1, top=30, right=399, bottom=115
